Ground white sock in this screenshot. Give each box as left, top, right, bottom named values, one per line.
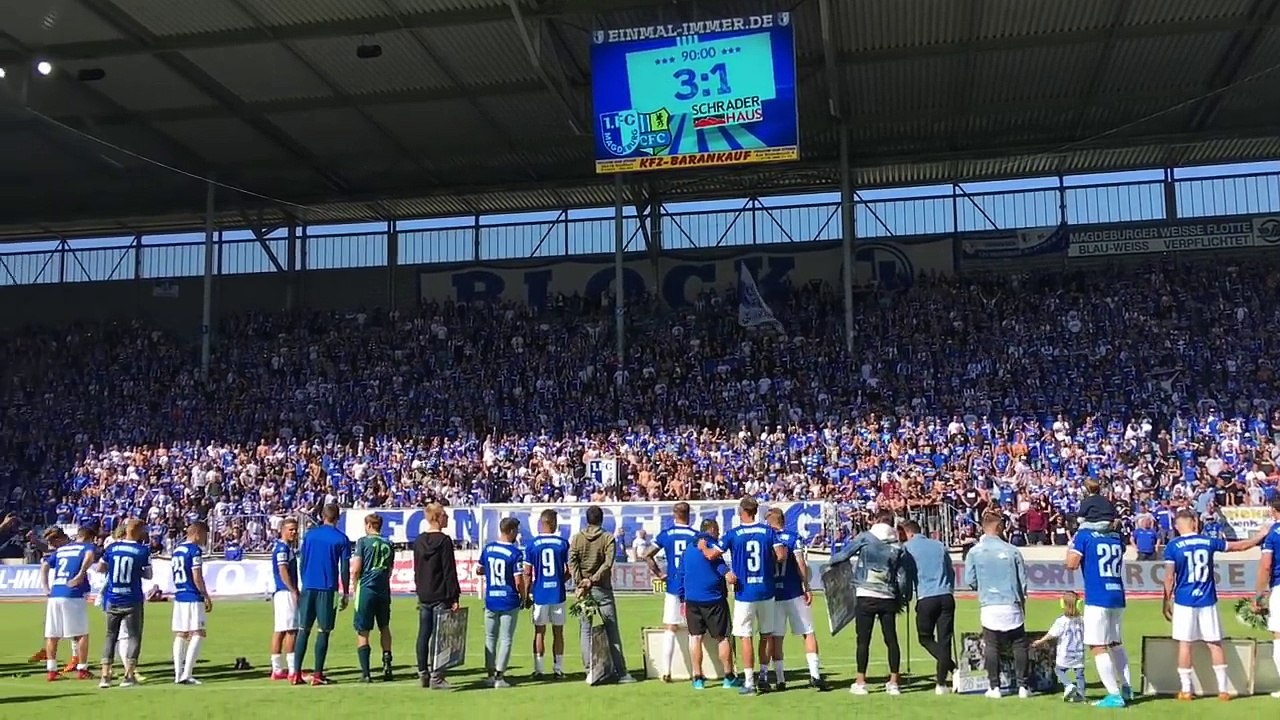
left=773, top=659, right=785, bottom=684
left=1273, top=641, right=1280, bottom=677
left=184, top=636, right=203, bottom=680
left=1177, top=667, right=1194, bottom=694
left=805, top=652, right=821, bottom=678
left=172, top=637, right=188, bottom=680
left=534, top=655, right=545, bottom=674
left=1094, top=651, right=1120, bottom=695
left=46, top=658, right=57, bottom=672
left=1111, top=645, right=1131, bottom=688
left=1212, top=664, right=1228, bottom=694
left=270, top=653, right=282, bottom=672
left=117, top=640, right=127, bottom=662
left=743, top=665, right=755, bottom=688
left=661, top=630, right=676, bottom=674
left=286, top=653, right=298, bottom=673
left=553, top=655, right=563, bottom=672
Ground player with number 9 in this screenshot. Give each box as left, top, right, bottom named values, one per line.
left=523, top=509, right=570, bottom=679
left=1065, top=519, right=1131, bottom=707
left=645, top=501, right=697, bottom=682
left=1162, top=509, right=1264, bottom=701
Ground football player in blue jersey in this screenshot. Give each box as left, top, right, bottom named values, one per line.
left=645, top=502, right=698, bottom=682
left=1065, top=519, right=1130, bottom=707
left=96, top=519, right=152, bottom=688
left=700, top=497, right=787, bottom=695
left=269, top=519, right=301, bottom=681
left=522, top=509, right=570, bottom=679
left=1163, top=509, right=1263, bottom=701
left=480, top=517, right=526, bottom=688
left=764, top=508, right=828, bottom=691
left=170, top=522, right=212, bottom=685
left=40, top=527, right=96, bottom=681
left=1252, top=499, right=1280, bottom=699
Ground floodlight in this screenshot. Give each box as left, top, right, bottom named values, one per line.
left=36, top=61, right=53, bottom=76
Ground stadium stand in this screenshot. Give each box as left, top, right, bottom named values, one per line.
left=3, top=254, right=1279, bottom=552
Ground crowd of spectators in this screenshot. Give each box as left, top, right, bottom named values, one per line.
left=2, top=254, right=1280, bottom=552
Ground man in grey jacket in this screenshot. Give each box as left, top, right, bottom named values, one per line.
left=569, top=506, right=635, bottom=684
left=831, top=510, right=910, bottom=696
left=963, top=511, right=1029, bottom=699
left=903, top=520, right=956, bottom=694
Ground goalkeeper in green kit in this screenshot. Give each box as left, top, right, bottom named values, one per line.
left=350, top=514, right=395, bottom=682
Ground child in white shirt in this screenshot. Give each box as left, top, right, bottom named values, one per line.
left=1033, top=590, right=1087, bottom=702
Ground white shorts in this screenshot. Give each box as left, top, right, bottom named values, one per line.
left=532, top=602, right=566, bottom=627
left=731, top=599, right=774, bottom=638
left=1171, top=604, right=1223, bottom=643
left=45, top=597, right=89, bottom=639
left=1269, top=587, right=1280, bottom=633
left=771, top=596, right=815, bottom=637
left=1082, top=605, right=1124, bottom=646
left=273, top=591, right=299, bottom=633
left=172, top=601, right=207, bottom=633
left=662, top=593, right=685, bottom=626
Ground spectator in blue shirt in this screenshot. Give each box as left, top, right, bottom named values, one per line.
left=676, top=519, right=736, bottom=690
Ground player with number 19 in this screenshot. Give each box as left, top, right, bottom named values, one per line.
left=1065, top=522, right=1130, bottom=707
left=1162, top=509, right=1263, bottom=701
left=480, top=518, right=527, bottom=688
left=170, top=522, right=212, bottom=685
left=645, top=501, right=697, bottom=682
left=522, top=509, right=570, bottom=679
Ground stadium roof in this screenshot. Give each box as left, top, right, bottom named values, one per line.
left=2, top=0, right=1280, bottom=240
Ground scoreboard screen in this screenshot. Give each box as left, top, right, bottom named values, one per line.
left=590, top=14, right=798, bottom=174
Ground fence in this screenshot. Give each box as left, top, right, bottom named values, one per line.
left=2, top=166, right=1278, bottom=285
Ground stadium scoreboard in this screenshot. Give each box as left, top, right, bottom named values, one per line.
left=590, top=14, right=799, bottom=174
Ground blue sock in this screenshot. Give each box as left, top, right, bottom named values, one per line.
left=357, top=646, right=371, bottom=675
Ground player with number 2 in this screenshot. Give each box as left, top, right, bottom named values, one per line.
left=1162, top=509, right=1263, bottom=701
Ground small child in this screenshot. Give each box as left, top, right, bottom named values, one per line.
left=1077, top=478, right=1117, bottom=533
left=1034, top=590, right=1087, bottom=702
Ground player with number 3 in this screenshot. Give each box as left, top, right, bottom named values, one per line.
left=1163, top=509, right=1264, bottom=701
left=1066, top=519, right=1131, bottom=707
left=523, top=509, right=570, bottom=679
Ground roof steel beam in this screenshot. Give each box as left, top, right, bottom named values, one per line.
left=1073, top=0, right=1134, bottom=139
left=78, top=0, right=354, bottom=194
left=506, top=0, right=584, bottom=134
left=1187, top=0, right=1280, bottom=132
left=817, top=0, right=844, bottom=119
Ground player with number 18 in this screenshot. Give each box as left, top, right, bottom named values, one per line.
left=1162, top=510, right=1263, bottom=701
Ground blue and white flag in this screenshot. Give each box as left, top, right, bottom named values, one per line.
left=737, top=264, right=782, bottom=330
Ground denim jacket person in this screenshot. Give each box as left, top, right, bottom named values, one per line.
left=830, top=523, right=912, bottom=608
left=963, top=533, right=1027, bottom=608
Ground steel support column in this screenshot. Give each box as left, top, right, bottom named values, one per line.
left=200, top=180, right=215, bottom=379
left=614, top=173, right=626, bottom=363
left=839, top=127, right=855, bottom=356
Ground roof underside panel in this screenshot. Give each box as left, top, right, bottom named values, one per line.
left=1, top=0, right=1279, bottom=239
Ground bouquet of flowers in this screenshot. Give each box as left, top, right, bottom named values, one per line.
left=569, top=593, right=602, bottom=626
left=1233, top=595, right=1270, bottom=631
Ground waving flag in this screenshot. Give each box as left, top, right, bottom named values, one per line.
left=738, top=264, right=782, bottom=331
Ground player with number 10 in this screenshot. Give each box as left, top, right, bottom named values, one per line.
left=523, top=509, right=570, bottom=679
left=1162, top=509, right=1263, bottom=701
left=96, top=519, right=152, bottom=688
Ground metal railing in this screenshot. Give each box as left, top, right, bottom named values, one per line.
left=1, top=167, right=1277, bottom=287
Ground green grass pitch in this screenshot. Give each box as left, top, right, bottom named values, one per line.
left=0, top=595, right=1271, bottom=719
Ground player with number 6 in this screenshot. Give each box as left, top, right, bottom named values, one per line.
left=1162, top=509, right=1265, bottom=701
